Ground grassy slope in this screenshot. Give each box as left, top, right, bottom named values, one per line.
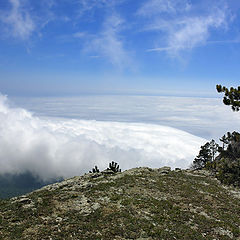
left=0, top=167, right=240, bottom=240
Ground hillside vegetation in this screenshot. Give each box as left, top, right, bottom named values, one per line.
left=0, top=167, right=240, bottom=240
left=190, top=84, right=240, bottom=188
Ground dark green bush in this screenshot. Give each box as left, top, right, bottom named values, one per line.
left=215, top=157, right=240, bottom=187
left=89, top=166, right=100, bottom=173
left=107, top=161, right=121, bottom=173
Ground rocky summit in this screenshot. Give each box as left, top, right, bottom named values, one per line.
left=0, top=167, right=240, bottom=240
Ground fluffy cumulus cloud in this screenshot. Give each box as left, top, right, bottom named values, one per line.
left=0, top=95, right=205, bottom=181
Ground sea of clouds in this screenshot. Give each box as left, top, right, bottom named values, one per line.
left=11, top=94, right=240, bottom=139
left=0, top=94, right=208, bottom=181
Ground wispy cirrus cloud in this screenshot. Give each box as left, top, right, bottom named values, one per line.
left=1, top=0, right=234, bottom=65
left=50, top=1, right=131, bottom=68
left=138, top=0, right=232, bottom=57
left=75, top=0, right=107, bottom=16
left=137, top=0, right=191, bottom=16
left=0, top=0, right=56, bottom=41
left=73, top=32, right=87, bottom=39
left=0, top=0, right=35, bottom=40
left=75, top=0, right=125, bottom=16
left=71, top=0, right=132, bottom=68
left=87, top=14, right=132, bottom=69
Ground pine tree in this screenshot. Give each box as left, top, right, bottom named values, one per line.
left=209, top=139, right=218, bottom=162
left=213, top=85, right=240, bottom=186
left=192, top=140, right=218, bottom=170
left=219, top=134, right=228, bottom=150
left=216, top=85, right=240, bottom=111
left=192, top=142, right=211, bottom=169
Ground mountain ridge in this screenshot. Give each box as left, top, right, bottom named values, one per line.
left=0, top=166, right=240, bottom=239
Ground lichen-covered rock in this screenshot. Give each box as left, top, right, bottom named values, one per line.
left=12, top=196, right=31, bottom=204
left=158, top=166, right=171, bottom=174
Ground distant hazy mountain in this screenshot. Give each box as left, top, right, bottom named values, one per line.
left=0, top=172, right=62, bottom=199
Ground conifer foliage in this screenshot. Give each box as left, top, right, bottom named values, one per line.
left=215, top=131, right=240, bottom=187
left=107, top=161, right=121, bottom=173
left=89, top=166, right=100, bottom=173
left=216, top=85, right=240, bottom=111
left=192, top=140, right=218, bottom=169
left=192, top=84, right=240, bottom=187
left=193, top=133, right=240, bottom=187
left=89, top=161, right=121, bottom=174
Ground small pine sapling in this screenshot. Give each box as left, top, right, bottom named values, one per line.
left=89, top=166, right=100, bottom=173
left=107, top=161, right=121, bottom=173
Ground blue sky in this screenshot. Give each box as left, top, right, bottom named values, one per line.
left=1, top=0, right=240, bottom=96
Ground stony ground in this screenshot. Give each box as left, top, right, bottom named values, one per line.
left=0, top=167, right=240, bottom=240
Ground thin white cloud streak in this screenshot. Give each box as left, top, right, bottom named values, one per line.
left=87, top=14, right=132, bottom=69
left=75, top=0, right=107, bottom=16
left=147, top=38, right=240, bottom=52
left=138, top=0, right=231, bottom=57
left=1, top=0, right=35, bottom=40
left=137, top=0, right=192, bottom=16
left=0, top=95, right=205, bottom=181
left=73, top=32, right=87, bottom=38
left=75, top=0, right=125, bottom=16
left=147, top=47, right=173, bottom=52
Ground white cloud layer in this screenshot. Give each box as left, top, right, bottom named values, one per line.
left=13, top=95, right=240, bottom=140
left=0, top=95, right=205, bottom=181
